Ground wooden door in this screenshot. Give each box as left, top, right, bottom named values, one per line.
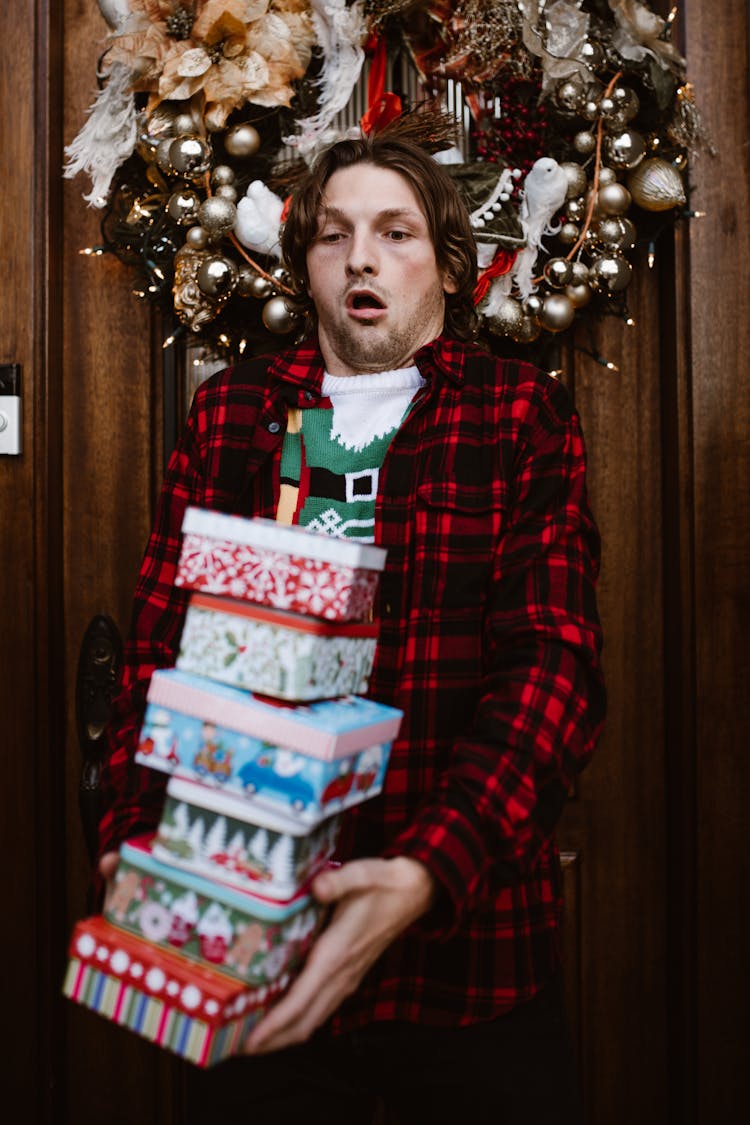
left=2, top=2, right=747, bottom=1122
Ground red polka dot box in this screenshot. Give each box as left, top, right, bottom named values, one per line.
left=63, top=915, right=288, bottom=1067
left=174, top=508, right=387, bottom=623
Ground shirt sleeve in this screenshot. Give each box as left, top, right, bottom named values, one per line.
left=384, top=375, right=606, bottom=937
left=95, top=392, right=208, bottom=875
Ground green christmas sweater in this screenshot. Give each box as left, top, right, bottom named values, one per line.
left=278, top=367, right=425, bottom=542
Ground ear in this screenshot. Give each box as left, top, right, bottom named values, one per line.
left=442, top=270, right=459, bottom=296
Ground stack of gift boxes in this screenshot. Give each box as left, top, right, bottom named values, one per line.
left=64, top=508, right=403, bottom=1067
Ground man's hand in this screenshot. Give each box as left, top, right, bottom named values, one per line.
left=243, top=855, right=437, bottom=1055
left=99, top=851, right=120, bottom=882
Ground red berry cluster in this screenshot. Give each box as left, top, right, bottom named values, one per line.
left=472, top=77, right=549, bottom=190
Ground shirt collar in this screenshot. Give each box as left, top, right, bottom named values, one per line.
left=268, top=334, right=466, bottom=393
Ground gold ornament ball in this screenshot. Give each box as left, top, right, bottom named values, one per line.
left=598, top=167, right=617, bottom=186
left=627, top=158, right=687, bottom=211
left=196, top=256, right=239, bottom=298
left=597, top=181, right=632, bottom=216
left=224, top=123, right=261, bottom=159
left=169, top=135, right=211, bottom=177
left=198, top=196, right=237, bottom=238
left=604, top=129, right=646, bottom=170
left=596, top=216, right=627, bottom=247
left=524, top=294, right=544, bottom=318
left=555, top=76, right=585, bottom=113
left=487, top=296, right=524, bottom=338
left=560, top=162, right=588, bottom=200
left=167, top=189, right=202, bottom=226
left=539, top=293, right=576, bottom=333
left=565, top=282, right=592, bottom=309
left=578, top=39, right=605, bottom=70
left=237, top=265, right=261, bottom=296
left=590, top=255, right=632, bottom=292
left=262, top=295, right=297, bottom=334
left=544, top=257, right=574, bottom=288
left=566, top=197, right=586, bottom=221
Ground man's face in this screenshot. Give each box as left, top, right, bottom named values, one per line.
left=306, top=162, right=457, bottom=376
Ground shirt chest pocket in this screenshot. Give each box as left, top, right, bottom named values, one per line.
left=413, top=481, right=506, bottom=612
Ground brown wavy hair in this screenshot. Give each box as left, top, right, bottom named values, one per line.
left=280, top=134, right=479, bottom=342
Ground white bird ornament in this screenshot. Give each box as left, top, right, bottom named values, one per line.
left=512, top=157, right=569, bottom=300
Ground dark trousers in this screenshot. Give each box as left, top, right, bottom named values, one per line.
left=184, top=973, right=582, bottom=1124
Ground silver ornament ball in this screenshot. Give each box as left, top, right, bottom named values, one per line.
left=211, top=164, right=237, bottom=188
left=573, top=131, right=597, bottom=156
left=565, top=282, right=592, bottom=309
left=172, top=111, right=199, bottom=137
left=544, top=257, right=574, bottom=288
left=539, top=293, right=576, bottom=333
left=590, top=254, right=632, bottom=292
left=196, top=256, right=239, bottom=298
left=185, top=225, right=209, bottom=250
left=598, top=167, right=618, bottom=186
left=523, top=294, right=544, bottom=318
left=487, top=296, right=524, bottom=338
left=560, top=162, right=588, bottom=200
left=155, top=138, right=175, bottom=174
left=224, top=123, right=261, bottom=159
left=198, top=195, right=238, bottom=238
left=215, top=184, right=238, bottom=203
left=167, top=188, right=202, bottom=226
left=515, top=315, right=542, bottom=343
left=262, top=295, right=297, bottom=334
left=169, top=135, right=211, bottom=177
left=611, top=85, right=640, bottom=123
left=247, top=272, right=274, bottom=299
left=570, top=261, right=590, bottom=285
left=604, top=129, right=646, bottom=170
left=558, top=222, right=581, bottom=247
left=597, top=182, right=632, bottom=216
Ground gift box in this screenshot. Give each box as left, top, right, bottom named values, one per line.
left=175, top=508, right=386, bottom=623
left=63, top=915, right=287, bottom=1067
left=176, top=593, right=379, bottom=702
left=152, top=775, right=341, bottom=899
left=136, top=669, right=402, bottom=827
left=103, top=834, right=326, bottom=988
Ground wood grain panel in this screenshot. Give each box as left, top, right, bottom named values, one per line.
left=562, top=263, right=669, bottom=1123
left=60, top=3, right=182, bottom=1121
left=682, top=3, right=750, bottom=1120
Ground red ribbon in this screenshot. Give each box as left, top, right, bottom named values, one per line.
left=360, top=35, right=402, bottom=136
left=473, top=249, right=518, bottom=304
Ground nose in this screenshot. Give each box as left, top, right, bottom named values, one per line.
left=345, top=228, right=378, bottom=276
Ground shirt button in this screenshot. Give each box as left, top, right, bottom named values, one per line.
left=267, top=421, right=281, bottom=433
left=303, top=391, right=315, bottom=402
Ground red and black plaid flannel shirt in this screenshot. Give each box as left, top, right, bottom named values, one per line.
left=98, top=334, right=605, bottom=1032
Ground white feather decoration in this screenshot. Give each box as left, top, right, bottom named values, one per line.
left=512, top=157, right=569, bottom=299
left=235, top=181, right=286, bottom=259
left=285, top=0, right=369, bottom=162
left=63, top=61, right=137, bottom=207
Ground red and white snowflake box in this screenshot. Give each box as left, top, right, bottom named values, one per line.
left=176, top=592, right=379, bottom=702
left=152, top=774, right=341, bottom=901
left=63, top=915, right=288, bottom=1067
left=175, top=508, right=387, bottom=623
left=103, top=833, right=326, bottom=990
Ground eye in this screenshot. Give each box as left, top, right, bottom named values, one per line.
left=386, top=229, right=409, bottom=241
left=318, top=229, right=345, bottom=244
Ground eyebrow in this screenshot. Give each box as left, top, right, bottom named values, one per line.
left=319, top=205, right=423, bottom=224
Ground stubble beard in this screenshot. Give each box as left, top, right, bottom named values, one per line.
left=323, top=288, right=446, bottom=374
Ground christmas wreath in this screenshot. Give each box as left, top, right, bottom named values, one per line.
left=66, top=1, right=710, bottom=368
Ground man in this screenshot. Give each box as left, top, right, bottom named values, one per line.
left=97, top=130, right=605, bottom=1123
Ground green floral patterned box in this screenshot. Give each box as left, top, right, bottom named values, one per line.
left=176, top=592, right=379, bottom=701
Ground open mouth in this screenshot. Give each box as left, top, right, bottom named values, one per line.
left=347, top=291, right=386, bottom=313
